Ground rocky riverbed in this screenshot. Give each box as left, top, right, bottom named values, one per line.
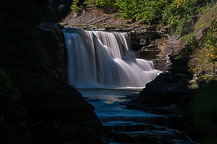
left=80, top=89, right=196, bottom=144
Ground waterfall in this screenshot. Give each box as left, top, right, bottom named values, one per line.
left=63, top=29, right=160, bottom=88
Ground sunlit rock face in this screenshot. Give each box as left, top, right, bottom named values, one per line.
left=64, top=29, right=160, bottom=88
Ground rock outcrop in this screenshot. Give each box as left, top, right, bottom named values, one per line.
left=130, top=26, right=180, bottom=72
left=39, top=23, right=68, bottom=82
left=0, top=23, right=108, bottom=144
left=0, top=79, right=107, bottom=144
left=23, top=83, right=107, bottom=144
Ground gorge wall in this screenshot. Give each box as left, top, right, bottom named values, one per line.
left=130, top=26, right=180, bottom=72
left=0, top=0, right=108, bottom=143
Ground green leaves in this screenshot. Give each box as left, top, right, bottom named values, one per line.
left=188, top=20, right=217, bottom=78
left=71, top=0, right=82, bottom=12
left=83, top=0, right=215, bottom=34
left=95, top=0, right=117, bottom=12
left=115, top=0, right=168, bottom=24
left=96, top=0, right=114, bottom=8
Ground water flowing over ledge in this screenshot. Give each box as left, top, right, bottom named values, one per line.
left=63, top=28, right=161, bottom=89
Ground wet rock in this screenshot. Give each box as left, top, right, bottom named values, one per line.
left=135, top=73, right=194, bottom=107
left=153, top=58, right=171, bottom=72
left=108, top=122, right=192, bottom=144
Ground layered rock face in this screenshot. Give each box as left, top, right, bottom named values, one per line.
left=130, top=26, right=180, bottom=72
left=130, top=31, right=194, bottom=115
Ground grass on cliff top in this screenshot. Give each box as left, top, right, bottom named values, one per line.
left=186, top=19, right=216, bottom=82
left=194, top=3, right=217, bottom=32
left=174, top=2, right=217, bottom=82
left=180, top=3, right=217, bottom=46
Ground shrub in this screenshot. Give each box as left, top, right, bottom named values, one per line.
left=96, top=0, right=116, bottom=8
left=162, top=0, right=199, bottom=34
left=84, top=0, right=96, bottom=8
left=162, top=0, right=216, bottom=34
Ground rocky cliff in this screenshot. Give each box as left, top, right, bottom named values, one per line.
left=0, top=0, right=108, bottom=143
left=0, top=26, right=108, bottom=144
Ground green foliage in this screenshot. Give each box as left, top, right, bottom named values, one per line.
left=163, top=0, right=200, bottom=35
left=180, top=32, right=196, bottom=42
left=96, top=0, right=116, bottom=9
left=194, top=3, right=217, bottom=32
left=115, top=0, right=168, bottom=24
left=71, top=0, right=82, bottom=12
left=188, top=19, right=217, bottom=80
left=88, top=0, right=216, bottom=34
left=201, top=19, right=217, bottom=62
left=84, top=0, right=96, bottom=8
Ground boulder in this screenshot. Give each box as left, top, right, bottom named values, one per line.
left=134, top=73, right=195, bottom=109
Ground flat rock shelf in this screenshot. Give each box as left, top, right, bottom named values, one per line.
left=79, top=89, right=195, bottom=144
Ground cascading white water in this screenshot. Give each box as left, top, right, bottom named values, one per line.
left=64, top=29, right=160, bottom=88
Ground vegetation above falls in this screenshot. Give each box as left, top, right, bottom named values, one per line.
left=72, top=0, right=216, bottom=34
left=71, top=0, right=217, bottom=81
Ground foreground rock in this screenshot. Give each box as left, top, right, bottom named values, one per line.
left=0, top=82, right=107, bottom=144
left=135, top=73, right=194, bottom=108
left=82, top=89, right=195, bottom=144
left=0, top=24, right=107, bottom=144
left=24, top=84, right=107, bottom=144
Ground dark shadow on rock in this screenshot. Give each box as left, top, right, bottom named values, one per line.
left=43, top=0, right=73, bottom=22
left=0, top=0, right=108, bottom=143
